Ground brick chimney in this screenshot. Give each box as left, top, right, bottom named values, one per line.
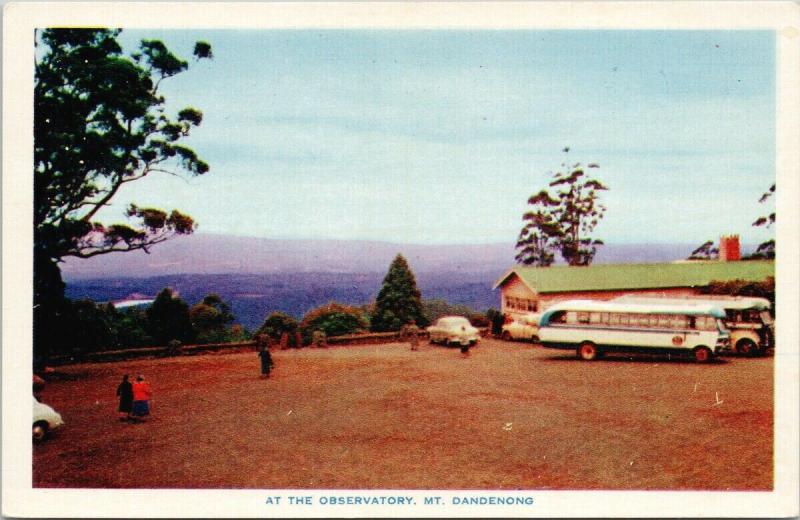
left=719, top=235, right=741, bottom=262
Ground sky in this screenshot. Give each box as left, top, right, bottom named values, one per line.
left=96, top=29, right=776, bottom=246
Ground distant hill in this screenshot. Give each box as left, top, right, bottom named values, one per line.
left=61, top=233, right=708, bottom=280
left=61, top=234, right=728, bottom=331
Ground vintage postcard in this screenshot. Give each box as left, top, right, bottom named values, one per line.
left=3, top=1, right=799, bottom=517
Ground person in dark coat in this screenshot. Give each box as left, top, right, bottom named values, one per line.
left=116, top=374, right=133, bottom=421
left=258, top=347, right=274, bottom=378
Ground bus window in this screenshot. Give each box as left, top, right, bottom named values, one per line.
left=669, top=314, right=688, bottom=329
left=577, top=312, right=590, bottom=324
left=634, top=314, right=650, bottom=328
left=742, top=310, right=760, bottom=323
left=589, top=312, right=604, bottom=324
left=550, top=311, right=568, bottom=324
left=695, top=316, right=715, bottom=331
left=657, top=315, right=671, bottom=328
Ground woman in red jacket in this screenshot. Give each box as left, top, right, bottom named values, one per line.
left=130, top=375, right=152, bottom=422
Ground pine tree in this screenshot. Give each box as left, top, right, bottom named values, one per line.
left=371, top=254, right=428, bottom=332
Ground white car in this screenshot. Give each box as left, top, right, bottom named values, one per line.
left=33, top=397, right=64, bottom=442
left=501, top=313, right=541, bottom=343
left=427, top=316, right=480, bottom=346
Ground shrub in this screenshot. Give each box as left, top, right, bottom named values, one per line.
left=257, top=312, right=299, bottom=342
left=299, top=302, right=369, bottom=343
left=469, top=315, right=490, bottom=328
left=700, top=276, right=775, bottom=315
left=485, top=308, right=505, bottom=336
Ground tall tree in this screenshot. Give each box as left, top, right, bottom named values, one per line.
left=516, top=148, right=608, bottom=266
left=750, top=183, right=775, bottom=259
left=146, top=288, right=194, bottom=345
left=371, top=254, right=427, bottom=332
left=190, top=293, right=235, bottom=343
left=687, top=240, right=719, bottom=260
left=34, top=29, right=211, bottom=362
left=515, top=191, right=562, bottom=266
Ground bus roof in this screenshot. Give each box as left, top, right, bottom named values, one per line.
left=613, top=295, right=771, bottom=311
left=540, top=299, right=727, bottom=324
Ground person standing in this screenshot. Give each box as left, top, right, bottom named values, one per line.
left=116, top=374, right=133, bottom=421
left=258, top=347, right=274, bottom=378
left=401, top=320, right=420, bottom=351
left=130, top=375, right=152, bottom=422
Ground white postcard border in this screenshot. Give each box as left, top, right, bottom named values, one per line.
left=3, top=2, right=799, bottom=517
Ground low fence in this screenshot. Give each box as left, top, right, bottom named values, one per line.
left=47, top=330, right=444, bottom=366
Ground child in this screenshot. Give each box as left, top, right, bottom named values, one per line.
left=130, top=375, right=152, bottom=422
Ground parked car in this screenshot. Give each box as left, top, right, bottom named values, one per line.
left=33, top=397, right=63, bottom=442
left=501, top=313, right=541, bottom=343
left=427, top=316, right=480, bottom=346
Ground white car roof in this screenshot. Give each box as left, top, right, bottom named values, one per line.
left=437, top=316, right=470, bottom=323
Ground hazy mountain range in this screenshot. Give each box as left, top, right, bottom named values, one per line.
left=61, top=234, right=749, bottom=330
left=61, top=233, right=709, bottom=280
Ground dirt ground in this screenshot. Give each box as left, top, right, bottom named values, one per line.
left=33, top=339, right=773, bottom=490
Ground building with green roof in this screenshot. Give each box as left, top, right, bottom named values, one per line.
left=493, top=260, right=774, bottom=318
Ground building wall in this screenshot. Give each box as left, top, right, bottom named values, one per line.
left=498, top=276, right=703, bottom=319
left=500, top=276, right=538, bottom=317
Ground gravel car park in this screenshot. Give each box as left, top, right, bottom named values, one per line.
left=33, top=339, right=773, bottom=490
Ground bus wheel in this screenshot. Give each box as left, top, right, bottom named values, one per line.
left=693, top=346, right=713, bottom=364
left=501, top=331, right=512, bottom=341
left=530, top=335, right=540, bottom=344
left=577, top=342, right=599, bottom=361
left=737, top=339, right=757, bottom=357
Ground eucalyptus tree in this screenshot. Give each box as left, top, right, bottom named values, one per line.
left=516, top=148, right=608, bottom=266
left=34, top=28, right=212, bottom=361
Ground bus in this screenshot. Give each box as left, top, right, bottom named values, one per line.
left=613, top=295, right=773, bottom=356
left=537, top=299, right=730, bottom=363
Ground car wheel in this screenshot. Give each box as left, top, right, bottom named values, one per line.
left=577, top=342, right=599, bottom=361
left=501, top=331, right=512, bottom=341
left=693, top=346, right=713, bottom=364
left=33, top=421, right=48, bottom=442
left=737, top=339, right=757, bottom=357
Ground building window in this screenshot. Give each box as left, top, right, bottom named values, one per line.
left=505, top=296, right=537, bottom=312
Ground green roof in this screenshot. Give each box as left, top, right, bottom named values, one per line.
left=494, top=260, right=775, bottom=294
